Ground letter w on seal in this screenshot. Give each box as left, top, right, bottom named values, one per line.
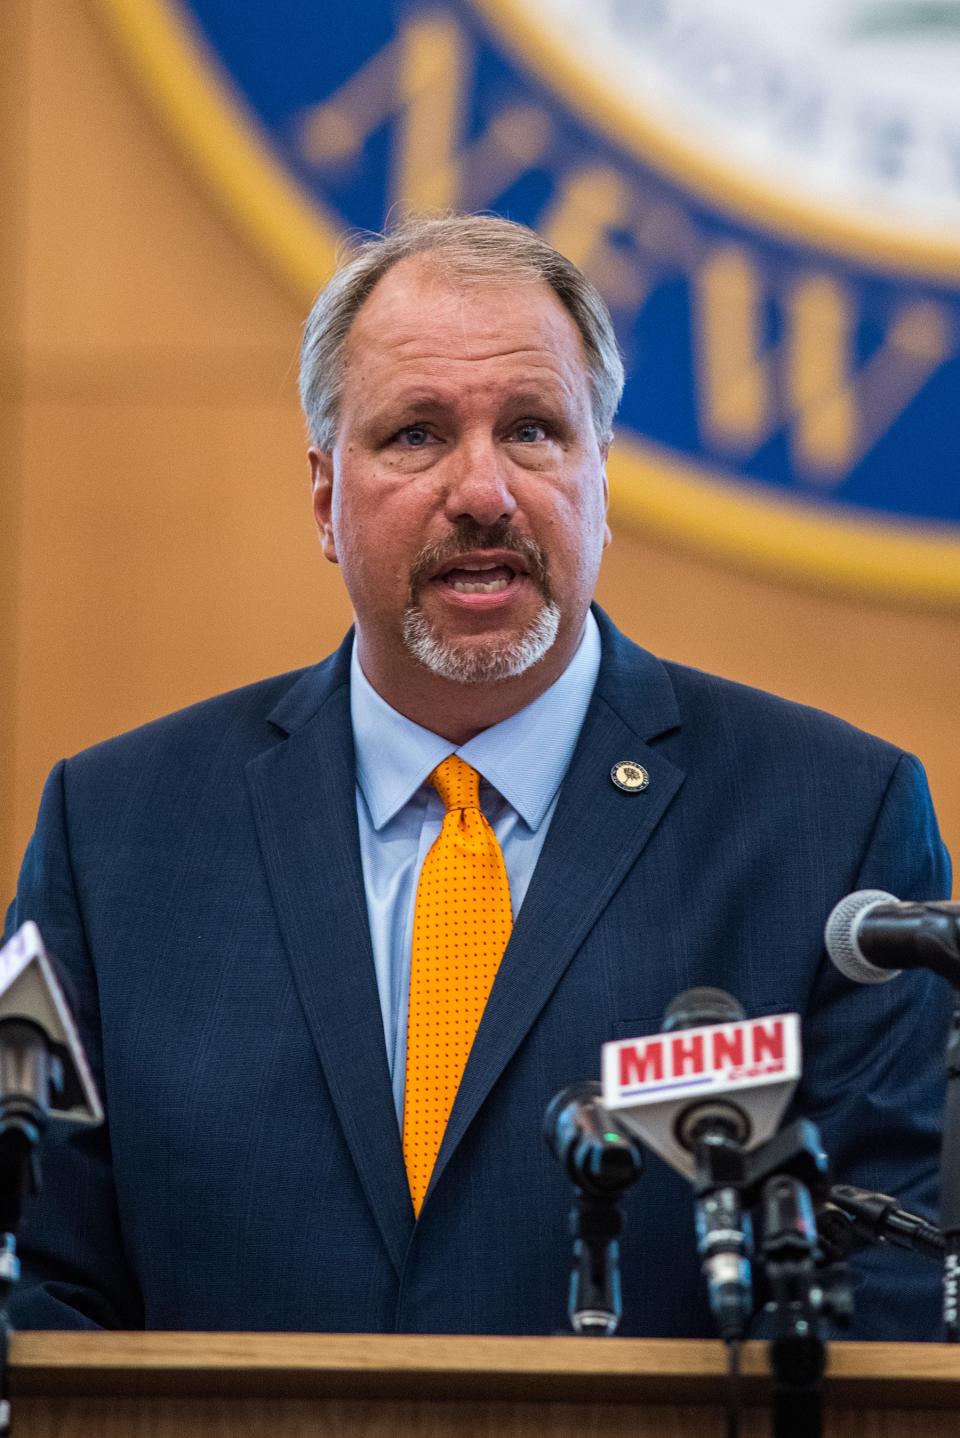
left=694, top=242, right=952, bottom=484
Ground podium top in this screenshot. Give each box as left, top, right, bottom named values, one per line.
left=8, top=1332, right=960, bottom=1408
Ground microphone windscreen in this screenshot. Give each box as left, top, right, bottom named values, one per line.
left=824, top=889, right=900, bottom=984
left=662, top=987, right=745, bottom=1032
left=542, top=1079, right=601, bottom=1150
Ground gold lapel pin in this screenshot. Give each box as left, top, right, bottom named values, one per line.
left=611, top=760, right=650, bottom=793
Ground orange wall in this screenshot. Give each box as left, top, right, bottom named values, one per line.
left=3, top=0, right=958, bottom=902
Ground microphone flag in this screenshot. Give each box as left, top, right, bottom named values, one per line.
left=0, top=923, right=103, bottom=1126
left=601, top=1013, right=801, bottom=1179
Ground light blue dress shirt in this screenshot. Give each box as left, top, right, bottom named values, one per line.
left=350, top=610, right=602, bottom=1119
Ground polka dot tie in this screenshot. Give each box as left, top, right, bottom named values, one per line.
left=402, top=755, right=513, bottom=1215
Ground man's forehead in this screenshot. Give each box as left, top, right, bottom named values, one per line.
left=342, top=257, right=586, bottom=368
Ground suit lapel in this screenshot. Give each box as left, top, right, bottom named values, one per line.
left=245, top=642, right=413, bottom=1272
left=426, top=616, right=686, bottom=1202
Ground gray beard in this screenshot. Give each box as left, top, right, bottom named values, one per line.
left=401, top=600, right=561, bottom=685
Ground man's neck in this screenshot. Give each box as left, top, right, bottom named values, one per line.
left=354, top=629, right=585, bottom=743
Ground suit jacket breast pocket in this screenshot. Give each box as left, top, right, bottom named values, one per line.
left=612, top=995, right=792, bottom=1042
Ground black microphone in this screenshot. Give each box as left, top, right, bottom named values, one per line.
left=818, top=1184, right=944, bottom=1264
left=824, top=889, right=960, bottom=987
left=544, top=1081, right=643, bottom=1198
left=602, top=990, right=805, bottom=1340
left=544, top=1081, right=643, bottom=1336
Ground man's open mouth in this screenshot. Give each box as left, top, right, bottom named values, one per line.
left=430, top=552, right=530, bottom=596
left=408, top=529, right=548, bottom=606
left=437, top=562, right=520, bottom=595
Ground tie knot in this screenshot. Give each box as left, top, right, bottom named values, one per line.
left=431, top=754, right=480, bottom=812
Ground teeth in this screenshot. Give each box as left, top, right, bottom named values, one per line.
left=451, top=578, right=510, bottom=594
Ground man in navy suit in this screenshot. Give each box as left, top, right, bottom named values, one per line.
left=4, top=215, right=951, bottom=1337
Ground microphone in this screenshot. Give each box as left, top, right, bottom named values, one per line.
left=824, top=889, right=960, bottom=987
left=544, top=1081, right=643, bottom=1198
left=603, top=988, right=802, bottom=1341
left=825, top=889, right=960, bottom=1341
left=0, top=923, right=102, bottom=1130
left=544, top=1081, right=643, bottom=1336
left=818, top=1184, right=944, bottom=1264
left=0, top=923, right=102, bottom=1290
left=601, top=989, right=802, bottom=1180
left=663, top=991, right=754, bottom=1344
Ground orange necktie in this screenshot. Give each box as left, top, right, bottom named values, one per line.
left=402, top=755, right=513, bottom=1214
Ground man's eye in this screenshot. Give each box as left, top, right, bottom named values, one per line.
left=396, top=425, right=432, bottom=447
left=511, top=422, right=549, bottom=443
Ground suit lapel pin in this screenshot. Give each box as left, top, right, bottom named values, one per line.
left=611, top=760, right=650, bottom=793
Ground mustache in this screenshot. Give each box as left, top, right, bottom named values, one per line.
left=407, top=520, right=550, bottom=599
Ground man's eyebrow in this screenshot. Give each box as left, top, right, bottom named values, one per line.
left=363, top=392, right=452, bottom=422
left=499, top=387, right=573, bottom=413
left=358, top=381, right=577, bottom=428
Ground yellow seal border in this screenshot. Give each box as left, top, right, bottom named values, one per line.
left=609, top=434, right=960, bottom=604
left=91, top=0, right=960, bottom=603
left=474, top=0, right=960, bottom=285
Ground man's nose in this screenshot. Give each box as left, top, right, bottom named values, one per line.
left=443, top=438, right=518, bottom=527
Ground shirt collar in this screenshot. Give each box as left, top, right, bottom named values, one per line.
left=350, top=610, right=602, bottom=831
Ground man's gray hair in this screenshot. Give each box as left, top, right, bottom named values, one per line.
left=299, top=213, right=625, bottom=449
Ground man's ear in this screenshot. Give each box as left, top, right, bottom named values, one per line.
left=309, top=449, right=338, bottom=564
left=600, top=442, right=612, bottom=549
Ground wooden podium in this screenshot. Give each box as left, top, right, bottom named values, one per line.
left=8, top=1332, right=960, bottom=1437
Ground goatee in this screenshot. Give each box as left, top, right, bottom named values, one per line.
left=402, top=521, right=559, bottom=685
left=402, top=600, right=561, bottom=684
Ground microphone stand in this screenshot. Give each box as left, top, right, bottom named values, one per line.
left=0, top=1021, right=61, bottom=1437
left=567, top=1188, right=626, bottom=1335
left=544, top=1086, right=644, bottom=1336
left=0, top=1137, right=34, bottom=1438
left=0, top=1021, right=56, bottom=1290
left=563, top=1130, right=644, bottom=1336
left=735, top=1121, right=852, bottom=1438
left=687, top=1120, right=754, bottom=1344
left=761, top=1175, right=826, bottom=1438
left=941, top=993, right=960, bottom=1341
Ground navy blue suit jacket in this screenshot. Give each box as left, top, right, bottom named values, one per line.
left=3, top=611, right=952, bottom=1336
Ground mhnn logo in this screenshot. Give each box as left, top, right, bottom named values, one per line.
left=617, top=1016, right=790, bottom=1094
